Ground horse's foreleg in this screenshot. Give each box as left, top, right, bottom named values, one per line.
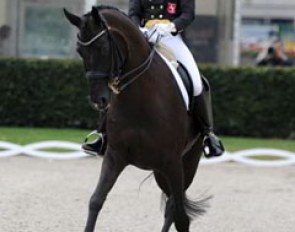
left=165, top=160, right=190, bottom=232
left=84, top=150, right=126, bottom=232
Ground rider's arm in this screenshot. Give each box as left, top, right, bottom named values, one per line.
left=173, top=0, right=195, bottom=32
left=128, top=0, right=142, bottom=26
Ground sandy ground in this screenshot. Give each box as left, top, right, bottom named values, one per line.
left=0, top=156, right=294, bottom=232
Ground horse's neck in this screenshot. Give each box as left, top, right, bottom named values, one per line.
left=120, top=27, right=150, bottom=70
left=128, top=37, right=150, bottom=68
left=105, top=11, right=175, bottom=111
left=103, top=10, right=150, bottom=69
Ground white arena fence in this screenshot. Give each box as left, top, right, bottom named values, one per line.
left=0, top=141, right=295, bottom=167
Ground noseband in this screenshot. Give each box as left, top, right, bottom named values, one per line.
left=78, top=18, right=156, bottom=95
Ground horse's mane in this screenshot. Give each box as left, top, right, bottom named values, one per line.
left=85, top=5, right=144, bottom=40
left=84, top=5, right=127, bottom=17
left=84, top=5, right=150, bottom=49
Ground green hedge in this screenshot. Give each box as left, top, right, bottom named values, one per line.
left=205, top=66, right=295, bottom=139
left=0, top=58, right=294, bottom=138
left=0, top=59, right=98, bottom=128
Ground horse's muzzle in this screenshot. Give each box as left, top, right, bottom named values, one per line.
left=86, top=71, right=110, bottom=111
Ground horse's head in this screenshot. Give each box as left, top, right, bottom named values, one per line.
left=64, top=6, right=152, bottom=111
left=64, top=7, right=114, bottom=111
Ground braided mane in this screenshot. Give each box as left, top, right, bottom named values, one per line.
left=84, top=5, right=127, bottom=16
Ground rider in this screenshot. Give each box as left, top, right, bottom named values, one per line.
left=82, top=0, right=224, bottom=158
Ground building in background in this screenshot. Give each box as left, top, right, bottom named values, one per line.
left=0, top=0, right=10, bottom=55
left=1, top=0, right=294, bottom=65
left=0, top=0, right=84, bottom=58
left=240, top=0, right=295, bottom=64
left=0, top=0, right=233, bottom=64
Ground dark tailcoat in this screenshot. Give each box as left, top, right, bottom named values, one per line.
left=128, top=0, right=195, bottom=31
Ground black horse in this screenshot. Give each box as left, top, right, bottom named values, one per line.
left=64, top=6, right=210, bottom=232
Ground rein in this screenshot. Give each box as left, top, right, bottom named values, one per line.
left=108, top=39, right=157, bottom=94
left=80, top=22, right=157, bottom=95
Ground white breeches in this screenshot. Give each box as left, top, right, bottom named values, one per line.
left=159, top=34, right=203, bottom=96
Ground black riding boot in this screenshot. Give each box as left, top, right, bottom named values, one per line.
left=82, top=112, right=107, bottom=156
left=192, top=86, right=224, bottom=158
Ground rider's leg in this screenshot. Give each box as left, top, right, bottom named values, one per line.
left=82, top=111, right=107, bottom=156
left=160, top=34, right=224, bottom=157
left=160, top=35, right=203, bottom=96
left=192, top=79, right=224, bottom=157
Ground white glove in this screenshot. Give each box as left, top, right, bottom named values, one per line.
left=138, top=27, right=149, bottom=39
left=139, top=27, right=148, bottom=34
left=148, top=29, right=161, bottom=44
left=155, top=23, right=176, bottom=36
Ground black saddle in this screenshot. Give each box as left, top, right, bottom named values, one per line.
left=176, top=62, right=210, bottom=110
left=177, top=62, right=194, bottom=107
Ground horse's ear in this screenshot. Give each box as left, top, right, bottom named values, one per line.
left=92, top=6, right=109, bottom=29
left=63, top=8, right=81, bottom=28
left=91, top=6, right=101, bottom=24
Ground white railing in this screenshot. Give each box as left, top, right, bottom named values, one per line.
left=0, top=141, right=88, bottom=160
left=0, top=141, right=295, bottom=167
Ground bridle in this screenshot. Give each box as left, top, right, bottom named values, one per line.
left=78, top=16, right=157, bottom=95
left=77, top=29, right=108, bottom=46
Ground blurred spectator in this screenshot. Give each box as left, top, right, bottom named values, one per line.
left=0, top=25, right=11, bottom=56
left=256, top=40, right=293, bottom=66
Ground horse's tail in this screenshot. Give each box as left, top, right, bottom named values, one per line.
left=160, top=193, right=212, bottom=220
left=184, top=194, right=212, bottom=220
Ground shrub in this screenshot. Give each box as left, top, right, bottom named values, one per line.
left=202, top=65, right=295, bottom=138
left=0, top=59, right=294, bottom=138
left=0, top=58, right=98, bottom=128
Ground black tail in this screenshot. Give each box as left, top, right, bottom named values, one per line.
left=160, top=193, right=212, bottom=220
left=184, top=194, right=212, bottom=220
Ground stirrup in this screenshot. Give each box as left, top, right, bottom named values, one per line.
left=82, top=130, right=104, bottom=156
left=84, top=130, right=103, bottom=143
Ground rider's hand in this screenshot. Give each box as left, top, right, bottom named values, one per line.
left=139, top=27, right=148, bottom=35
left=155, top=23, right=176, bottom=36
